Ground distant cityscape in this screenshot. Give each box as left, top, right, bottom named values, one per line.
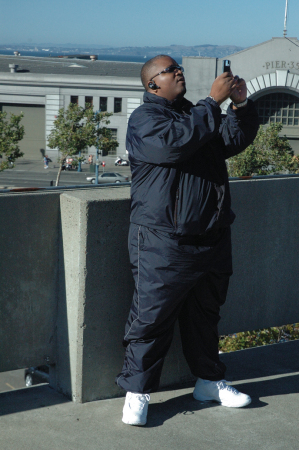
left=0, top=43, right=246, bottom=59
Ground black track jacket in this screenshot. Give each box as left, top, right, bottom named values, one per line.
left=126, top=92, right=259, bottom=236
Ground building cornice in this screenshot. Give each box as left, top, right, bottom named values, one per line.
left=0, top=72, right=143, bottom=90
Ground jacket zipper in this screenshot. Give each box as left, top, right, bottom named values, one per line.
left=174, top=188, right=179, bottom=228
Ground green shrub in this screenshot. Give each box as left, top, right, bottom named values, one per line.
left=219, top=323, right=299, bottom=353
left=227, top=123, right=299, bottom=177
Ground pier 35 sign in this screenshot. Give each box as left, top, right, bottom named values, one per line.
left=263, top=61, right=299, bottom=70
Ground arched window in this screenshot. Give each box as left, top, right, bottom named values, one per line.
left=254, top=92, right=299, bottom=126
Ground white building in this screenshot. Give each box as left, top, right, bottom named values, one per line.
left=0, top=55, right=144, bottom=160
left=183, top=37, right=299, bottom=154
left=1, top=36, right=299, bottom=160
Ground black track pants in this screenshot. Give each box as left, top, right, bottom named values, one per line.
left=116, top=223, right=233, bottom=394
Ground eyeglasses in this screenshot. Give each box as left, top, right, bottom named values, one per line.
left=150, top=65, right=184, bottom=81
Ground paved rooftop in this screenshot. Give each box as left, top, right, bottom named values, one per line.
left=0, top=340, right=298, bottom=450
left=0, top=54, right=143, bottom=77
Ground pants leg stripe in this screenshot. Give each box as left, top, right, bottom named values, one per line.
left=123, top=225, right=141, bottom=341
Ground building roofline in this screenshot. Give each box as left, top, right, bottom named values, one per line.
left=0, top=72, right=143, bottom=89
left=224, top=37, right=299, bottom=58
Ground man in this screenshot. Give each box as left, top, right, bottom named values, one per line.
left=44, top=155, right=49, bottom=169
left=116, top=55, right=259, bottom=426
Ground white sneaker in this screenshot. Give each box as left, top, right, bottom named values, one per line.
left=193, top=378, right=251, bottom=408
left=122, top=392, right=150, bottom=426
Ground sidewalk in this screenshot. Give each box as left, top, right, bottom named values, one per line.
left=1, top=340, right=298, bottom=450
left=14, top=156, right=118, bottom=173
left=0, top=157, right=127, bottom=190
left=14, top=159, right=95, bottom=173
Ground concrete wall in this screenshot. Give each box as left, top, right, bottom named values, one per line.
left=0, top=177, right=299, bottom=402
left=222, top=177, right=299, bottom=333
left=0, top=192, right=60, bottom=370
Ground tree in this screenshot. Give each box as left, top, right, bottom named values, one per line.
left=0, top=111, right=25, bottom=172
left=227, top=123, right=299, bottom=177
left=47, top=103, right=118, bottom=186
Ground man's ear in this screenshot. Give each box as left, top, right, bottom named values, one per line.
left=148, top=81, right=159, bottom=90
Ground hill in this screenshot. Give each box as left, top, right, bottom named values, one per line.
left=97, top=44, right=245, bottom=58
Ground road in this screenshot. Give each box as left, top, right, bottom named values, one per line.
left=0, top=160, right=132, bottom=189
left=0, top=168, right=91, bottom=188
left=0, top=369, right=28, bottom=393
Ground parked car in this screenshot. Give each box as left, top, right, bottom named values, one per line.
left=86, top=172, right=130, bottom=184
left=25, top=365, right=50, bottom=387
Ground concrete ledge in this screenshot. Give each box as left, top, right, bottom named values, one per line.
left=1, top=177, right=299, bottom=403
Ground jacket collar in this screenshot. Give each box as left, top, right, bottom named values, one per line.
left=143, top=91, right=193, bottom=112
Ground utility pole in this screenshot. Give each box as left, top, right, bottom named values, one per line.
left=95, top=110, right=101, bottom=185
left=283, top=0, right=289, bottom=37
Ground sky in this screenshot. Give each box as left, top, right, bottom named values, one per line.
left=0, top=0, right=297, bottom=48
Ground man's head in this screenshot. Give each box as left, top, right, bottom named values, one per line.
left=141, top=55, right=186, bottom=102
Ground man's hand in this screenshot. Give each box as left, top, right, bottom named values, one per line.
left=230, top=77, right=247, bottom=107
left=209, top=72, right=237, bottom=105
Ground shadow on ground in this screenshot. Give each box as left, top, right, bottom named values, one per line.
left=0, top=385, right=70, bottom=416
left=1, top=341, right=299, bottom=420
left=146, top=390, right=268, bottom=428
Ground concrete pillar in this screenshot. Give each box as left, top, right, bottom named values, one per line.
left=54, top=187, right=192, bottom=402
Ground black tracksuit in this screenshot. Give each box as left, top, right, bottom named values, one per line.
left=116, top=92, right=259, bottom=394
